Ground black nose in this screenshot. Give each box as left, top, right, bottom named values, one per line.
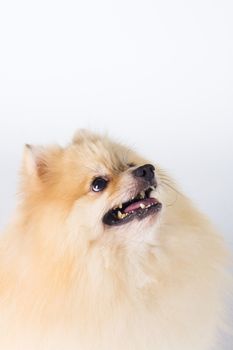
left=132, top=164, right=155, bottom=184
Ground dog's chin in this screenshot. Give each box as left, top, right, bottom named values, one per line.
left=103, top=187, right=162, bottom=227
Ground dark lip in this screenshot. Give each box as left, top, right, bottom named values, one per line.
left=102, top=187, right=162, bottom=227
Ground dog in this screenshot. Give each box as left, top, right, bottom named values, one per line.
left=0, top=129, right=229, bottom=349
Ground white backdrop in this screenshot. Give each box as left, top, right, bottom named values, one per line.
left=0, top=0, right=232, bottom=348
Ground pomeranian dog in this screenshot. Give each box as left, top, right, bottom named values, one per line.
left=0, top=129, right=229, bottom=350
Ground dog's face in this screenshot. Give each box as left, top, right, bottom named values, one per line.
left=21, top=130, right=167, bottom=247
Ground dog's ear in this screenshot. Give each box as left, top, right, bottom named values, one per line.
left=23, top=144, right=47, bottom=178
left=73, top=129, right=99, bottom=144
left=22, top=144, right=62, bottom=180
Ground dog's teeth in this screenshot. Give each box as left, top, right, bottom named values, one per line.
left=119, top=204, right=122, bottom=209
left=117, top=211, right=127, bottom=219
left=119, top=211, right=129, bottom=218
left=117, top=211, right=123, bottom=219
left=140, top=203, right=146, bottom=209
left=140, top=191, right=145, bottom=198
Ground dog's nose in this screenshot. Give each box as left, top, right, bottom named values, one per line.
left=132, top=164, right=155, bottom=184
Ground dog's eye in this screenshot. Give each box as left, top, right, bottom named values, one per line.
left=127, top=163, right=136, bottom=168
left=92, top=177, right=108, bottom=192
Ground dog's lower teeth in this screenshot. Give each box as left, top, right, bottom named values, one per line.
left=117, top=211, right=123, bottom=219
left=117, top=211, right=127, bottom=219
left=140, top=203, right=146, bottom=209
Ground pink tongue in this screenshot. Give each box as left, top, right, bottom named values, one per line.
left=123, top=198, right=157, bottom=213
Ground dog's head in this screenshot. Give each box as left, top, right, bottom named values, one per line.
left=20, top=130, right=173, bottom=249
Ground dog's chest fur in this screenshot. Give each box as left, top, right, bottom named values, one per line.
left=0, top=245, right=221, bottom=350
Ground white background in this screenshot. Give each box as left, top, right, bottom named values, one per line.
left=0, top=1, right=232, bottom=348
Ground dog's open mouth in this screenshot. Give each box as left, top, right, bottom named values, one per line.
left=103, top=187, right=162, bottom=226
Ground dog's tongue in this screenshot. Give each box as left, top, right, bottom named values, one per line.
left=123, top=198, right=157, bottom=213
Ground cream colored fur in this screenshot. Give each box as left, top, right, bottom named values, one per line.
left=0, top=130, right=229, bottom=350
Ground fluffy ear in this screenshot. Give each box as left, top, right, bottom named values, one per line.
left=73, top=129, right=98, bottom=144
left=22, top=144, right=49, bottom=178
left=73, top=129, right=88, bottom=144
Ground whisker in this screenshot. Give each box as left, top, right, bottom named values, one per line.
left=159, top=180, right=181, bottom=207
left=159, top=178, right=182, bottom=196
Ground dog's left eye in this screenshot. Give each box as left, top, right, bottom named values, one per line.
left=92, top=177, right=108, bottom=192
left=127, top=162, right=136, bottom=168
